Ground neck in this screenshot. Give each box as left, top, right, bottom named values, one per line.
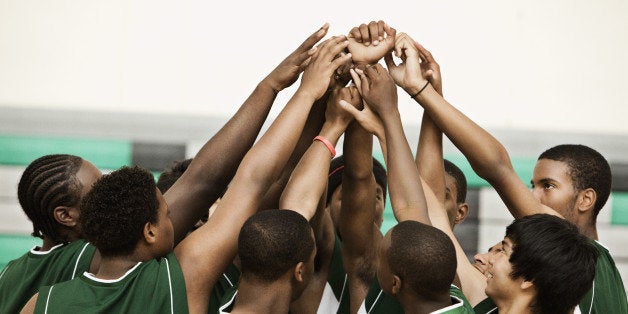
left=580, top=222, right=598, bottom=241
left=398, top=290, right=453, bottom=314
left=494, top=294, right=535, bottom=314
left=231, top=277, right=293, bottom=314
left=93, top=253, right=147, bottom=280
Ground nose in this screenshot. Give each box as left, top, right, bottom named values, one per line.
left=474, top=253, right=486, bottom=265
left=531, top=186, right=543, bottom=200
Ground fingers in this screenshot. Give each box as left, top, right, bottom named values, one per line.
left=349, top=27, right=362, bottom=43
left=339, top=100, right=362, bottom=118
left=358, top=23, right=370, bottom=46
left=368, top=21, right=382, bottom=46
left=415, top=41, right=436, bottom=63
left=350, top=68, right=362, bottom=92
left=297, top=23, right=329, bottom=52
left=384, top=51, right=396, bottom=69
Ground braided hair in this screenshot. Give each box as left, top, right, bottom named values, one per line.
left=17, top=154, right=83, bottom=243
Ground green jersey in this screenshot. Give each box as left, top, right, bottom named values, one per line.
left=577, top=240, right=628, bottom=314
left=357, top=280, right=473, bottom=314
left=0, top=239, right=95, bottom=313
left=472, top=297, right=497, bottom=314
left=208, top=263, right=240, bottom=314
left=34, top=252, right=188, bottom=314
left=320, top=235, right=348, bottom=314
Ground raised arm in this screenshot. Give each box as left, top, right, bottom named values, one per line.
left=175, top=32, right=351, bottom=313
left=350, top=64, right=430, bottom=224
left=165, top=23, right=332, bottom=245
left=386, top=33, right=554, bottom=219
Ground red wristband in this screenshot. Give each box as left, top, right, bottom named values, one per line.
left=313, top=135, right=336, bottom=158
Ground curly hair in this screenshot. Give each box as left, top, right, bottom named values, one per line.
left=80, top=166, right=159, bottom=257
left=156, top=158, right=192, bottom=193
left=17, top=154, right=83, bottom=242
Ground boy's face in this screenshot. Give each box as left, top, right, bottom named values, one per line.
left=531, top=159, right=579, bottom=222
left=485, top=237, right=523, bottom=300
left=328, top=183, right=386, bottom=230
left=473, top=242, right=501, bottom=276
left=153, top=189, right=174, bottom=256
left=444, top=173, right=460, bottom=227
left=376, top=230, right=395, bottom=295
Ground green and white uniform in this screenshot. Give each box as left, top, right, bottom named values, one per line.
left=34, top=252, right=188, bottom=314
left=0, top=239, right=95, bottom=313
left=320, top=235, right=349, bottom=314
left=576, top=240, right=628, bottom=314
left=357, top=280, right=474, bottom=314
left=208, top=263, right=240, bottom=314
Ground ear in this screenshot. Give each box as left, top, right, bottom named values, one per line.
left=577, top=188, right=596, bottom=214
left=520, top=279, right=534, bottom=291
left=455, top=203, right=469, bottom=225
left=53, top=206, right=80, bottom=227
left=293, top=262, right=305, bottom=282
left=391, top=274, right=402, bottom=295
left=143, top=222, right=157, bottom=244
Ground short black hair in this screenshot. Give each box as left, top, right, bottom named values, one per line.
left=444, top=159, right=467, bottom=204
left=238, top=209, right=315, bottom=283
left=538, top=144, right=611, bottom=218
left=80, top=166, right=160, bottom=257
left=506, top=214, right=598, bottom=314
left=156, top=158, right=192, bottom=193
left=327, top=155, right=387, bottom=204
left=18, top=154, right=83, bottom=242
left=388, top=220, right=457, bottom=300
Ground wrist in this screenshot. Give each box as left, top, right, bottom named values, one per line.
left=259, top=78, right=281, bottom=94
left=313, top=135, right=337, bottom=158
left=294, top=87, right=318, bottom=104
left=414, top=84, right=438, bottom=103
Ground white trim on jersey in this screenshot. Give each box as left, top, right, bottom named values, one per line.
left=83, top=261, right=142, bottom=283
left=0, top=264, right=10, bottom=281
left=44, top=285, right=54, bottom=314
left=219, top=290, right=238, bottom=314
left=431, top=295, right=465, bottom=314
left=317, top=282, right=341, bottom=314
left=165, top=258, right=174, bottom=314
left=71, top=242, right=91, bottom=279
left=30, top=243, right=64, bottom=255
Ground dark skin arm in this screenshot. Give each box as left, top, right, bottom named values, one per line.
left=165, top=23, right=333, bottom=246
left=282, top=87, right=360, bottom=313
left=386, top=33, right=555, bottom=220
left=175, top=33, right=352, bottom=314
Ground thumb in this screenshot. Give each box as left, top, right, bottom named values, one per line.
left=339, top=100, right=361, bottom=118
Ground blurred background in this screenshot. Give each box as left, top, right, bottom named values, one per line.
left=1, top=0, right=627, bottom=291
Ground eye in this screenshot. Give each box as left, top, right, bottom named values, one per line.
left=544, top=183, right=556, bottom=190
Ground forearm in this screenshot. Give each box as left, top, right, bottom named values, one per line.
left=381, top=110, right=430, bottom=224
left=339, top=123, right=376, bottom=252
left=279, top=121, right=346, bottom=220
left=416, top=112, right=445, bottom=202
left=415, top=86, right=514, bottom=180
left=260, top=95, right=327, bottom=210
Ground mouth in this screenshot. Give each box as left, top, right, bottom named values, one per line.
left=486, top=272, right=493, bottom=280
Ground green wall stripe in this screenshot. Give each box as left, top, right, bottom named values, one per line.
left=0, top=234, right=41, bottom=270
left=612, top=192, right=628, bottom=225
left=0, top=135, right=132, bottom=169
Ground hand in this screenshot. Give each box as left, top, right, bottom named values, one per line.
left=415, top=42, right=443, bottom=96
left=326, top=86, right=360, bottom=127
left=384, top=32, right=428, bottom=95
left=263, top=23, right=330, bottom=93
left=329, top=51, right=354, bottom=89
left=351, top=64, right=398, bottom=117
left=347, top=21, right=396, bottom=66
left=299, top=35, right=351, bottom=101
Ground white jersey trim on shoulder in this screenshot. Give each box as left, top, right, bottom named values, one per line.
left=83, top=261, right=142, bottom=283
left=71, top=242, right=91, bottom=279
left=219, top=289, right=238, bottom=314
left=30, top=243, right=64, bottom=255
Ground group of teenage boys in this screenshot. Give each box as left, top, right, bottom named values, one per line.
left=0, top=20, right=626, bottom=314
